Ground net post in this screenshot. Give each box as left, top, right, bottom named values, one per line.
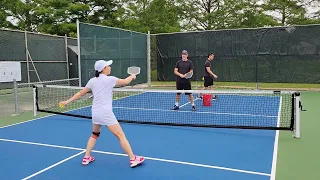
left=147, top=31, right=151, bottom=87
left=295, top=92, right=301, bottom=139
left=13, top=79, right=19, bottom=115
left=33, top=86, right=37, bottom=117
left=76, top=19, right=82, bottom=87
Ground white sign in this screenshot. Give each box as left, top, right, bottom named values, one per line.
left=0, top=61, right=22, bottom=82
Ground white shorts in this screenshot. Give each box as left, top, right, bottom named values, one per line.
left=92, top=110, right=118, bottom=126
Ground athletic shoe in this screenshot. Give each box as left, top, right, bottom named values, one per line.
left=171, top=105, right=179, bottom=110
left=82, top=156, right=94, bottom=165
left=130, top=155, right=145, bottom=168
left=192, top=105, right=196, bottom=111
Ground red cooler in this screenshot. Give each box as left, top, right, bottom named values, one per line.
left=202, top=94, right=212, bottom=106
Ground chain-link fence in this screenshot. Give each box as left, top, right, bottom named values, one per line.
left=0, top=28, right=78, bottom=90
left=152, top=24, right=320, bottom=88
left=77, top=21, right=149, bottom=87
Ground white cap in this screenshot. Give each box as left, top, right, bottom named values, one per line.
left=94, top=60, right=113, bottom=72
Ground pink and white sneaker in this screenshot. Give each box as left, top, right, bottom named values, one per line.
left=130, top=155, right=145, bottom=168
left=82, top=156, right=94, bottom=165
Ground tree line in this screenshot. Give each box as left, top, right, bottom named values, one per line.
left=0, top=0, right=319, bottom=37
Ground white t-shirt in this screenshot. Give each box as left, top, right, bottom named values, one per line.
left=85, top=74, right=118, bottom=112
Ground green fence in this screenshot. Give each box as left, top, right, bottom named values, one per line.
left=154, top=24, right=320, bottom=84
left=77, top=21, right=148, bottom=87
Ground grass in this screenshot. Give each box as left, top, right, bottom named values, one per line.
left=0, top=111, right=51, bottom=127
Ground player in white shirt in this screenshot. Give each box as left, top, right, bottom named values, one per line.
left=59, top=60, right=145, bottom=168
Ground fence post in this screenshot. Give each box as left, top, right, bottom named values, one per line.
left=65, top=34, right=70, bottom=81
left=25, top=31, right=30, bottom=84
left=255, top=57, right=259, bottom=90
left=147, top=31, right=151, bottom=87
left=76, top=19, right=82, bottom=87
left=13, top=79, right=19, bottom=115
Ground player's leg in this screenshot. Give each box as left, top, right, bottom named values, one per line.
left=198, top=85, right=208, bottom=98
left=185, top=81, right=196, bottom=111
left=172, top=81, right=182, bottom=110
left=82, top=123, right=101, bottom=165
left=207, top=76, right=217, bottom=99
left=198, top=76, right=209, bottom=98
left=107, top=122, right=145, bottom=167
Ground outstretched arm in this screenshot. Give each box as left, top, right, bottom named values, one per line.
left=115, top=74, right=136, bottom=86
left=60, top=87, right=90, bottom=106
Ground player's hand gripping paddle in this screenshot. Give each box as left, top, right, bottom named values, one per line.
left=127, top=66, right=141, bottom=75
left=126, top=66, right=140, bottom=87
left=184, top=71, right=193, bottom=79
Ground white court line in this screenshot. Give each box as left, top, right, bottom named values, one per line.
left=180, top=97, right=200, bottom=108
left=94, top=150, right=270, bottom=176
left=0, top=138, right=271, bottom=177
left=113, top=106, right=278, bottom=118
left=0, top=138, right=83, bottom=151
left=270, top=96, right=282, bottom=180
left=22, top=150, right=86, bottom=180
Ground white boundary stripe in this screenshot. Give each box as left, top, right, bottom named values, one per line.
left=0, top=138, right=270, bottom=177
left=0, top=138, right=83, bottom=151
left=180, top=98, right=200, bottom=108
left=270, top=96, right=282, bottom=180
left=94, top=149, right=270, bottom=176
left=113, top=106, right=278, bottom=118
left=22, top=150, right=85, bottom=180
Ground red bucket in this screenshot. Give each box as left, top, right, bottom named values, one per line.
left=202, top=94, right=212, bottom=106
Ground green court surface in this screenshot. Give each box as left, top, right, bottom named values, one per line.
left=276, top=91, right=320, bottom=180
left=0, top=89, right=319, bottom=180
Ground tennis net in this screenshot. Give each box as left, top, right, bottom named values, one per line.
left=33, top=85, right=301, bottom=134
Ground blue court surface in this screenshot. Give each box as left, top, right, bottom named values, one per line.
left=0, top=92, right=281, bottom=180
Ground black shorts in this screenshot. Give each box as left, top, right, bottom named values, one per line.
left=204, top=76, right=214, bottom=87
left=176, top=81, right=192, bottom=95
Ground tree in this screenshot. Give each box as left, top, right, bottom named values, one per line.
left=3, top=0, right=38, bottom=31
left=33, top=0, right=120, bottom=36
left=263, top=0, right=308, bottom=26
left=0, top=0, right=14, bottom=28
left=180, top=0, right=278, bottom=30
left=237, top=0, right=279, bottom=28
left=119, top=0, right=182, bottom=33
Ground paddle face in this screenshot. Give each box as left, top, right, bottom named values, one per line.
left=127, top=66, right=140, bottom=75
left=185, top=71, right=193, bottom=79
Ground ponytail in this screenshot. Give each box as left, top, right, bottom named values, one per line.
left=95, top=70, right=100, bottom=77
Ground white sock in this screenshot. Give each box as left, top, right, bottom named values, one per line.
left=192, top=102, right=195, bottom=106
left=175, top=102, right=179, bottom=106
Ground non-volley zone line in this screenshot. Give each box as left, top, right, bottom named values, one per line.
left=113, top=106, right=278, bottom=118
left=0, top=138, right=270, bottom=177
